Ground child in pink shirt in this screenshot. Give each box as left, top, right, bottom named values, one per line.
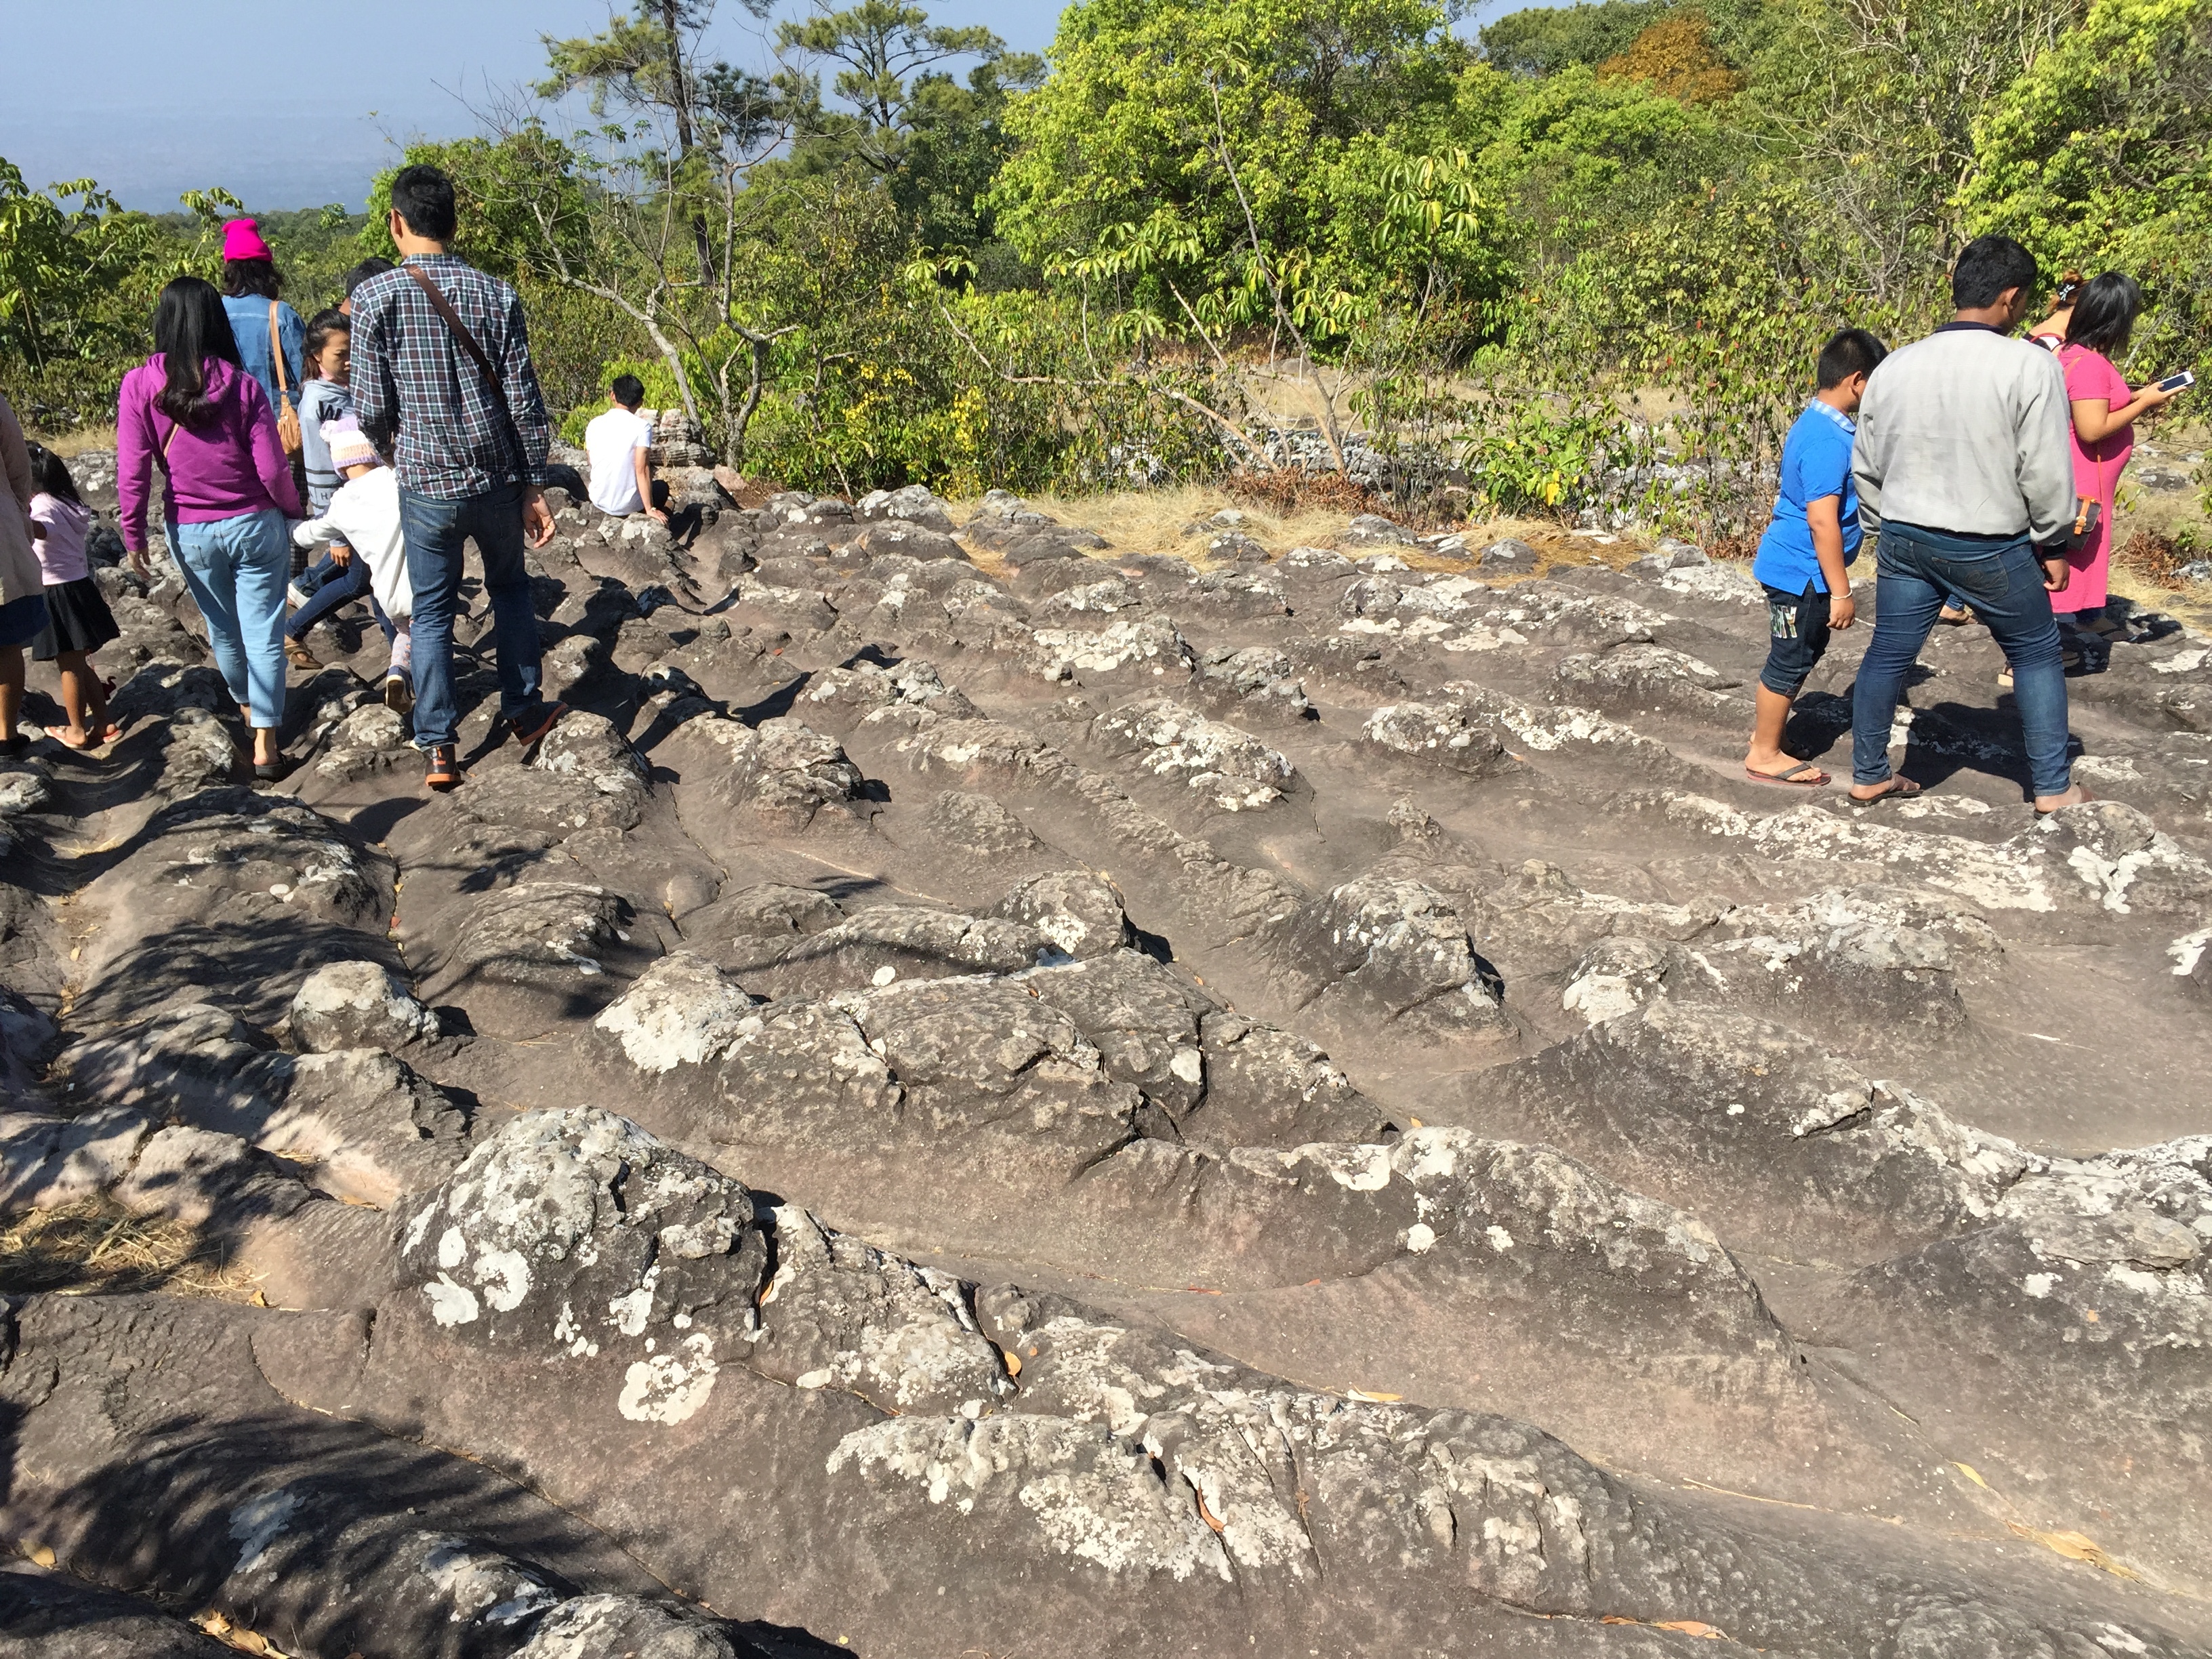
left=24, top=445, right=121, bottom=747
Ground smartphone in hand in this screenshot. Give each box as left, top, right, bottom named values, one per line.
left=2158, top=369, right=2196, bottom=392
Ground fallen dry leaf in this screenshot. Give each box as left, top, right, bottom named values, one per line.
left=26, top=1544, right=54, bottom=1568
left=1656, top=1620, right=1725, bottom=1639
left=2005, top=1522, right=2141, bottom=1581
left=1347, top=1389, right=1403, bottom=1403
left=1000, top=1346, right=1022, bottom=1377
left=1195, top=1491, right=1227, bottom=1534
left=1952, top=1462, right=1988, bottom=1488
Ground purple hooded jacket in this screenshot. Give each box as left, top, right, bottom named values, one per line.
left=117, top=354, right=302, bottom=553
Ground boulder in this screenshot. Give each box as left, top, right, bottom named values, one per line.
left=289, top=961, right=444, bottom=1054
left=1477, top=1000, right=2033, bottom=1263
left=1271, top=878, right=1511, bottom=1042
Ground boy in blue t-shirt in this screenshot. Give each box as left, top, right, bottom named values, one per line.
left=1744, top=328, right=1889, bottom=785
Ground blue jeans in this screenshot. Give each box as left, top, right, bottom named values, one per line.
left=399, top=483, right=547, bottom=752
left=286, top=553, right=396, bottom=645
left=171, top=509, right=289, bottom=729
left=1850, top=523, right=2072, bottom=798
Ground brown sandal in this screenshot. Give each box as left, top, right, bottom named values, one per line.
left=1848, top=778, right=1923, bottom=808
left=284, top=638, right=321, bottom=671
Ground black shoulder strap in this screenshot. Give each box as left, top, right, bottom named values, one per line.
left=404, top=262, right=525, bottom=483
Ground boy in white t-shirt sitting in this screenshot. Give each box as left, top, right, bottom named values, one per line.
left=293, top=417, right=415, bottom=715
left=583, top=375, right=668, bottom=523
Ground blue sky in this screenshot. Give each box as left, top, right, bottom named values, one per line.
left=1, top=0, right=1523, bottom=213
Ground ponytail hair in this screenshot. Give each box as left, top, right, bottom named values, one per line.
left=22, top=443, right=84, bottom=508
left=152, top=276, right=244, bottom=426
left=2047, top=270, right=2085, bottom=314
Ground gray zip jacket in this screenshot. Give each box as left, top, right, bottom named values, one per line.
left=1851, top=323, right=2076, bottom=545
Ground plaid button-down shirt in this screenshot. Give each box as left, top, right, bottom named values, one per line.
left=349, top=254, right=551, bottom=501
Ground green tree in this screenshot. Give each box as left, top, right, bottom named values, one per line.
left=769, top=3, right=1043, bottom=253
left=1967, top=0, right=2212, bottom=422
left=0, top=160, right=188, bottom=424
left=989, top=0, right=1475, bottom=320
left=1480, top=0, right=1675, bottom=77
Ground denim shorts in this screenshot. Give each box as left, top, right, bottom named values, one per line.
left=1760, top=582, right=1831, bottom=696
left=0, top=592, right=49, bottom=649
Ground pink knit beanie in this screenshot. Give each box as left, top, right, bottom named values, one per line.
left=221, top=219, right=272, bottom=262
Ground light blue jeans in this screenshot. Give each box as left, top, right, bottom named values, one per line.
left=170, top=508, right=290, bottom=729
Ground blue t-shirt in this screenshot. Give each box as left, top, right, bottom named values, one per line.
left=222, top=295, right=305, bottom=418
left=1753, top=400, right=1861, bottom=596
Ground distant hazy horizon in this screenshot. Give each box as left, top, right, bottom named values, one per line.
left=2, top=0, right=1051, bottom=213
left=5, top=0, right=1523, bottom=215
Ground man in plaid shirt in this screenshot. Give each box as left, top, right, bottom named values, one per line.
left=350, top=163, right=565, bottom=791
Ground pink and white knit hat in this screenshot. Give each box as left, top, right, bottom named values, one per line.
left=322, top=416, right=380, bottom=470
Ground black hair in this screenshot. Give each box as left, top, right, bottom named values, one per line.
left=342, top=256, right=395, bottom=299
left=1816, top=327, right=1889, bottom=390
left=2065, top=272, right=2144, bottom=357
left=222, top=257, right=283, bottom=300
left=1952, top=235, right=2039, bottom=310
left=152, top=276, right=245, bottom=426
left=611, top=373, right=646, bottom=409
left=22, top=443, right=83, bottom=507
left=302, top=307, right=350, bottom=376
left=388, top=164, right=457, bottom=243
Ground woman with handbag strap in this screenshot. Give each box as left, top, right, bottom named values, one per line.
left=219, top=220, right=309, bottom=568
left=2054, top=273, right=2189, bottom=646
left=218, top=220, right=305, bottom=424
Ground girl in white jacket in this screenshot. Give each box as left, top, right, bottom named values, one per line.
left=293, top=417, right=414, bottom=713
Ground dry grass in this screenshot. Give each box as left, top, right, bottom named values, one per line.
left=2114, top=527, right=2200, bottom=590
left=946, top=482, right=1658, bottom=586
left=1016, top=481, right=1358, bottom=558
left=0, top=1198, right=264, bottom=1302
left=970, top=481, right=1633, bottom=567
left=27, top=422, right=117, bottom=459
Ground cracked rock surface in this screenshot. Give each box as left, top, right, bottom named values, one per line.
left=2, top=474, right=2209, bottom=1656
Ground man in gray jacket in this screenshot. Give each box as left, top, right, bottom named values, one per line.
left=1847, top=234, right=2090, bottom=813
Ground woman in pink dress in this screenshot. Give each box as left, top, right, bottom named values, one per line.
left=2054, top=273, right=2188, bottom=642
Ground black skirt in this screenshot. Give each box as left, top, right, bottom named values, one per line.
left=31, top=576, right=121, bottom=661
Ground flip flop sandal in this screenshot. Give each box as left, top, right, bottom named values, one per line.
left=284, top=639, right=321, bottom=671
left=1848, top=779, right=1923, bottom=808
left=1746, top=760, right=1829, bottom=786
left=508, top=702, right=569, bottom=749
left=252, top=756, right=293, bottom=784
left=424, top=745, right=463, bottom=792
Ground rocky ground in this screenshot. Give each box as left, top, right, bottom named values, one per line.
left=1, top=462, right=2209, bottom=1658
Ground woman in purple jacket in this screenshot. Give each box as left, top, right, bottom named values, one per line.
left=119, top=276, right=302, bottom=780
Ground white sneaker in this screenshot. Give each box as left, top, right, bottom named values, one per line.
left=287, top=581, right=313, bottom=608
